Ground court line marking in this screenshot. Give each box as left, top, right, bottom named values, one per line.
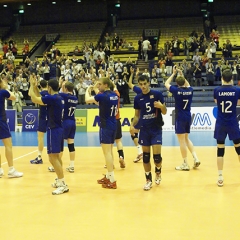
left=2, top=150, right=38, bottom=166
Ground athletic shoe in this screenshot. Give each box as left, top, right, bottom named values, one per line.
left=52, top=178, right=60, bottom=188
left=155, top=173, right=161, bottom=185
left=175, top=163, right=190, bottom=171
left=97, top=175, right=110, bottom=184
left=217, top=175, right=224, bottom=187
left=0, top=169, right=3, bottom=178
left=30, top=157, right=43, bottom=164
left=8, top=170, right=23, bottom=178
left=143, top=180, right=152, bottom=191
left=119, top=157, right=126, bottom=168
left=48, top=166, right=55, bottom=172
left=66, top=166, right=74, bottom=173
left=52, top=185, right=69, bottom=195
left=133, top=153, right=143, bottom=163
left=102, top=181, right=117, bottom=189
left=193, top=159, right=201, bottom=168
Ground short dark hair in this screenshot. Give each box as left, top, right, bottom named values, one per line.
left=64, top=81, right=74, bottom=92
left=176, top=76, right=185, bottom=87
left=138, top=74, right=149, bottom=83
left=222, top=70, right=232, bottom=83
left=40, top=80, right=47, bottom=88
left=48, top=79, right=59, bottom=91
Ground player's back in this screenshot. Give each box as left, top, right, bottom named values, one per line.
left=60, top=93, right=78, bottom=121
left=97, top=90, right=118, bottom=130
left=39, top=90, right=48, bottom=120
left=0, top=89, right=9, bottom=122
left=214, top=85, right=240, bottom=124
left=170, top=85, right=193, bottom=120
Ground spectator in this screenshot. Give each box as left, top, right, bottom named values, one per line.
left=164, top=41, right=172, bottom=54
left=215, top=60, right=222, bottom=82
left=226, top=39, right=232, bottom=58
left=206, top=63, right=215, bottom=86
left=142, top=68, right=150, bottom=78
left=210, top=40, right=217, bottom=58
left=3, top=42, right=8, bottom=57
left=12, top=86, right=23, bottom=114
left=205, top=45, right=212, bottom=59
left=73, top=46, right=81, bottom=54
left=232, top=61, right=239, bottom=83
left=165, top=56, right=173, bottom=75
left=194, top=63, right=202, bottom=86
left=210, top=29, right=220, bottom=48
left=112, top=33, right=119, bottom=50
left=186, top=63, right=194, bottom=86
left=183, top=37, right=191, bottom=59
left=158, top=57, right=166, bottom=68
left=202, top=53, right=209, bottom=72
left=192, top=51, right=201, bottom=66
left=76, top=77, right=87, bottom=104
left=114, top=58, right=123, bottom=77
left=153, top=64, right=160, bottom=78
left=191, top=38, right=200, bottom=54
left=121, top=66, right=129, bottom=81
left=157, top=47, right=165, bottom=60
left=21, top=78, right=29, bottom=102
left=138, top=36, right=143, bottom=59
left=172, top=36, right=181, bottom=56
left=159, top=64, right=167, bottom=82
left=150, top=68, right=158, bottom=88
left=103, top=44, right=111, bottom=61
left=222, top=44, right=229, bottom=59
left=142, top=38, right=150, bottom=62
left=43, top=63, right=50, bottom=80
left=104, top=33, right=111, bottom=47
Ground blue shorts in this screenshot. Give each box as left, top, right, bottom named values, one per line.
left=37, top=118, right=47, bottom=133
left=100, top=128, right=116, bottom=144
left=0, top=120, right=11, bottom=139
left=139, top=127, right=162, bottom=146
left=63, top=119, right=76, bottom=139
left=47, top=127, right=64, bottom=154
left=214, top=122, right=240, bottom=141
left=175, top=119, right=191, bottom=134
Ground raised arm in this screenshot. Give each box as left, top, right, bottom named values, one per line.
left=29, top=76, right=44, bottom=105
left=165, top=65, right=177, bottom=90
left=85, top=86, right=98, bottom=104
left=128, top=67, right=135, bottom=90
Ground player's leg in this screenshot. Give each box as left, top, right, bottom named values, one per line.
left=233, top=139, right=240, bottom=162
left=2, top=137, right=23, bottom=178
left=216, top=140, right=225, bottom=187
left=152, top=144, right=162, bottom=185
left=30, top=131, right=44, bottom=164
left=115, top=119, right=125, bottom=168
left=185, top=134, right=200, bottom=168
left=131, top=129, right=143, bottom=163
left=66, top=138, right=75, bottom=173
left=175, top=133, right=190, bottom=171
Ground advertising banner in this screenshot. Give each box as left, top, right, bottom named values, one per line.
left=75, top=109, right=87, bottom=132
left=22, top=109, right=39, bottom=131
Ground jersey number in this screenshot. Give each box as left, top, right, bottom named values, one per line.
left=183, top=100, right=189, bottom=109
left=68, top=107, right=76, bottom=116
left=146, top=102, right=151, bottom=112
left=110, top=105, right=118, bottom=116
left=220, top=101, right=232, bottom=113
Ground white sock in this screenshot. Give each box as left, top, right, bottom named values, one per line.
left=108, top=171, right=115, bottom=183
left=58, top=178, right=66, bottom=186
left=183, top=158, right=188, bottom=164
left=218, top=170, right=223, bottom=176
left=192, top=152, right=198, bottom=160
left=0, top=168, right=3, bottom=173
left=137, top=145, right=142, bottom=155
left=106, top=172, right=109, bottom=179
left=9, top=166, right=14, bottom=172
left=69, top=160, right=74, bottom=168
left=38, top=151, right=42, bottom=160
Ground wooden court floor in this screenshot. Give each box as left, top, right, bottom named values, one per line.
left=1, top=146, right=240, bottom=240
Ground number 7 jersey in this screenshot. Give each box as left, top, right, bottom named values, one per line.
left=214, top=85, right=240, bottom=124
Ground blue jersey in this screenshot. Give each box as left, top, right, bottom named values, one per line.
left=94, top=90, right=118, bottom=130
left=60, top=93, right=78, bottom=121
left=133, top=86, right=142, bottom=94
left=134, top=89, right=165, bottom=129
left=39, top=90, right=48, bottom=120
left=0, top=90, right=10, bottom=122
left=214, top=85, right=240, bottom=125
left=42, top=94, right=64, bottom=129
left=170, top=85, right=193, bottom=121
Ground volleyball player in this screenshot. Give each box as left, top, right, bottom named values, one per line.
left=127, top=67, right=143, bottom=162
left=0, top=79, right=23, bottom=178
left=130, top=74, right=167, bottom=191
left=29, top=77, right=68, bottom=195
left=165, top=66, right=200, bottom=171
left=213, top=69, right=240, bottom=187
left=85, top=77, right=118, bottom=189
left=30, top=80, right=48, bottom=164
left=59, top=81, right=78, bottom=173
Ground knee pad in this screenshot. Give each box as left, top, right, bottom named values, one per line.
left=235, top=146, right=240, bottom=155
left=153, top=154, right=162, bottom=164
left=217, top=147, right=225, bottom=157
left=68, top=143, right=75, bottom=152
left=143, top=152, right=150, bottom=164
left=131, top=133, right=138, bottom=141
left=233, top=139, right=240, bottom=145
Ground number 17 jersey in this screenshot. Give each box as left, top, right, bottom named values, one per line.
left=214, top=85, right=240, bottom=125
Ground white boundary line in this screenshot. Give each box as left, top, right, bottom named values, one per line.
left=2, top=150, right=38, bottom=166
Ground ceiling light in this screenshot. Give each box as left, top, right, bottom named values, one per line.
left=3, top=5, right=7, bottom=7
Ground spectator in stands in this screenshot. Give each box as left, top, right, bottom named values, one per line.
left=165, top=56, right=173, bottom=75
left=206, top=62, right=214, bottom=86
left=205, top=45, right=212, bottom=59
left=142, top=68, right=150, bottom=78
left=108, top=56, right=115, bottom=70
left=164, top=41, right=172, bottom=54
left=126, top=58, right=134, bottom=74
left=210, top=40, right=217, bottom=58
left=159, top=64, right=167, bottom=81
left=138, top=36, right=143, bottom=60
left=21, top=78, right=29, bottom=102
left=114, top=58, right=123, bottom=77
left=215, top=60, right=222, bottom=82
left=192, top=51, right=201, bottom=66
left=183, top=37, right=191, bottom=59
left=232, top=61, right=239, bottom=83
left=93, top=47, right=100, bottom=62
left=191, top=38, right=200, bottom=54
left=158, top=57, right=166, bottom=68
left=181, top=59, right=188, bottom=76
left=98, top=66, right=105, bottom=78
left=200, top=40, right=208, bottom=55
left=104, top=33, right=111, bottom=47
left=103, top=43, right=111, bottom=61
left=43, top=63, right=50, bottom=80
left=205, top=58, right=212, bottom=70
left=11, top=42, right=18, bottom=57
left=112, top=33, right=120, bottom=50
left=202, top=53, right=209, bottom=72
left=76, top=77, right=87, bottom=104
left=6, top=50, right=15, bottom=64
left=98, top=47, right=105, bottom=61
left=222, top=60, right=231, bottom=72
left=210, top=29, right=220, bottom=48
left=142, top=38, right=150, bottom=62
left=222, top=44, right=229, bottom=59
left=150, top=68, right=158, bottom=88
left=12, top=86, right=23, bottom=114
left=83, top=46, right=91, bottom=64
left=3, top=42, right=8, bottom=57
left=194, top=63, right=202, bottom=86
left=226, top=39, right=232, bottom=58
left=23, top=39, right=29, bottom=53
left=199, top=32, right=205, bottom=45
left=186, top=63, right=194, bottom=86
left=73, top=46, right=81, bottom=54
left=121, top=66, right=129, bottom=81
left=89, top=42, right=95, bottom=52
left=153, top=64, right=160, bottom=78
left=220, top=55, right=226, bottom=65
left=172, top=36, right=181, bottom=56
left=157, top=47, right=165, bottom=60
left=166, top=50, right=173, bottom=60
left=63, top=64, right=73, bottom=82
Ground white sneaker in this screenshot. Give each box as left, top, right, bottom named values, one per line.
left=217, top=175, right=224, bottom=187
left=52, top=185, right=69, bottom=195
left=193, top=159, right=201, bottom=168
left=143, top=180, right=152, bottom=191
left=66, top=166, right=74, bottom=173
left=133, top=153, right=143, bottom=163
left=155, top=173, right=161, bottom=185
left=175, top=162, right=190, bottom=171
left=52, top=178, right=61, bottom=188
left=48, top=166, right=55, bottom=172
left=8, top=170, right=23, bottom=178
left=0, top=169, right=4, bottom=178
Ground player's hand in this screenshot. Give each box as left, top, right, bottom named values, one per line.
left=154, top=101, right=163, bottom=109
left=130, top=126, right=136, bottom=136
left=177, top=69, right=183, bottom=76
left=130, top=67, right=134, bottom=74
